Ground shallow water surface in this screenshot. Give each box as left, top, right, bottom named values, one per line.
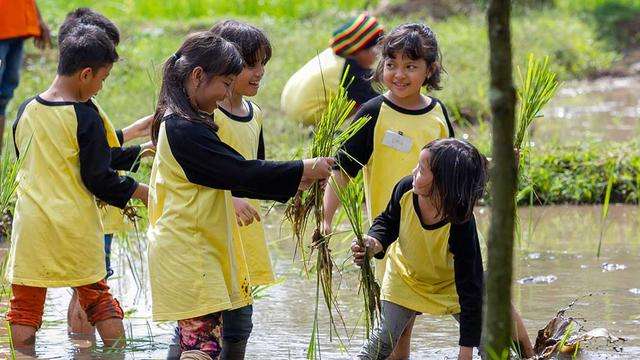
left=1, top=204, right=639, bottom=359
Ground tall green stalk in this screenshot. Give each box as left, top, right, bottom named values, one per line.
left=330, top=173, right=380, bottom=338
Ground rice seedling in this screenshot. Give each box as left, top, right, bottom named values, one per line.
left=283, top=66, right=370, bottom=358
left=330, top=173, right=380, bottom=338
left=597, top=160, right=616, bottom=258
left=514, top=54, right=560, bottom=151
left=0, top=139, right=30, bottom=240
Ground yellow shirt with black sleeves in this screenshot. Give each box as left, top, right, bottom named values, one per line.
left=215, top=101, right=275, bottom=285
left=147, top=114, right=303, bottom=321
left=7, top=96, right=138, bottom=288
left=368, top=176, right=484, bottom=348
left=335, top=95, right=454, bottom=277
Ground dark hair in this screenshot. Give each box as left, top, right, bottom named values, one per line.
left=209, top=20, right=272, bottom=67
left=151, top=32, right=244, bottom=144
left=57, top=24, right=119, bottom=76
left=423, top=138, right=487, bottom=224
left=373, top=23, right=443, bottom=91
left=58, top=8, right=120, bottom=46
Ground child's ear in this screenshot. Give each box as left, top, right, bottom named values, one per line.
left=79, top=67, right=93, bottom=82
left=191, top=66, right=204, bottom=84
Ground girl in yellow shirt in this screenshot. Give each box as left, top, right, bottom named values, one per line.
left=352, top=139, right=487, bottom=359
left=147, top=32, right=333, bottom=359
left=323, top=23, right=455, bottom=358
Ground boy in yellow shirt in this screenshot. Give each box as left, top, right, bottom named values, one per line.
left=6, top=24, right=148, bottom=352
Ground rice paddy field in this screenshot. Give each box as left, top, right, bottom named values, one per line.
left=1, top=0, right=639, bottom=359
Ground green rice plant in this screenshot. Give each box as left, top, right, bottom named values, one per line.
left=283, top=67, right=370, bottom=358
left=330, top=173, right=380, bottom=338
left=596, top=160, right=616, bottom=258
left=514, top=54, right=560, bottom=151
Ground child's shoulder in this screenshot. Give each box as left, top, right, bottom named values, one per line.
left=392, top=175, right=414, bottom=200
left=356, top=95, right=385, bottom=116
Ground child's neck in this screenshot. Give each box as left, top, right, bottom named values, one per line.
left=218, top=93, right=250, bottom=117
left=385, top=91, right=430, bottom=111
left=417, top=194, right=443, bottom=226
left=40, top=76, right=84, bottom=103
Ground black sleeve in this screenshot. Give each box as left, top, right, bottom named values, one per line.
left=12, top=97, right=35, bottom=158
left=116, top=129, right=124, bottom=144
left=75, top=104, right=138, bottom=209
left=449, top=216, right=484, bottom=347
left=342, top=59, right=379, bottom=106
left=166, top=116, right=303, bottom=203
left=434, top=98, right=455, bottom=138
left=110, top=145, right=142, bottom=172
left=367, top=176, right=413, bottom=259
left=335, top=96, right=383, bottom=178
left=257, top=127, right=265, bottom=161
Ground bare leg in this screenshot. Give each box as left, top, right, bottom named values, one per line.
left=511, top=305, right=534, bottom=358
left=95, top=317, right=126, bottom=348
left=388, top=316, right=415, bottom=360
left=67, top=289, right=96, bottom=336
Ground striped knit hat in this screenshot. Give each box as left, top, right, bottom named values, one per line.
left=330, top=14, right=383, bottom=57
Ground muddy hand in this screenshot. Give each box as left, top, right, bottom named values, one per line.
left=299, top=157, right=335, bottom=190
left=351, top=235, right=383, bottom=266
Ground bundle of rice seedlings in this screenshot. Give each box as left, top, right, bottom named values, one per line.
left=0, top=139, right=30, bottom=239
left=514, top=54, right=560, bottom=151
left=284, top=67, right=370, bottom=358
left=331, top=173, right=380, bottom=337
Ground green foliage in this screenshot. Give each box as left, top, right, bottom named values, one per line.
left=515, top=54, right=560, bottom=150
left=519, top=141, right=640, bottom=205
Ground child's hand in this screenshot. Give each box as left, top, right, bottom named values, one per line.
left=132, top=183, right=149, bottom=207
left=457, top=346, right=473, bottom=360
left=122, top=115, right=154, bottom=143
left=140, top=141, right=156, bottom=158
left=232, top=197, right=260, bottom=226
left=351, top=235, right=383, bottom=266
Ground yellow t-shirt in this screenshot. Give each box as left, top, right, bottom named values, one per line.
left=147, top=115, right=302, bottom=321
left=214, top=101, right=275, bottom=285
left=281, top=48, right=345, bottom=126
left=367, top=176, right=483, bottom=347
left=336, top=95, right=454, bottom=278
left=7, top=96, right=136, bottom=287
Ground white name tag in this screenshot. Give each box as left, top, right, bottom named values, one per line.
left=382, top=130, right=413, bottom=153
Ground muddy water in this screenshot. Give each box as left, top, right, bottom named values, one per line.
left=1, top=205, right=638, bottom=359
left=532, top=75, right=640, bottom=145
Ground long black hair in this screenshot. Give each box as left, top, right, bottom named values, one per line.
left=210, top=20, right=272, bottom=66
left=151, top=31, right=244, bottom=144
left=373, top=23, right=444, bottom=91
left=423, top=138, right=487, bottom=224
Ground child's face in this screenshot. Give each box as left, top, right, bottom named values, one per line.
left=382, top=52, right=428, bottom=99
left=412, top=149, right=433, bottom=196
left=193, top=72, right=236, bottom=114
left=79, top=64, right=112, bottom=102
left=233, top=62, right=265, bottom=97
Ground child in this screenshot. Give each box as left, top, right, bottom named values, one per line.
left=323, top=23, right=455, bottom=357
left=6, top=24, right=149, bottom=351
left=56, top=7, right=155, bottom=337
left=352, top=138, right=487, bottom=360
left=147, top=32, right=333, bottom=359
left=207, top=19, right=273, bottom=360
left=280, top=13, right=383, bottom=126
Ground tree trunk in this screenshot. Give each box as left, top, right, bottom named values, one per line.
left=483, top=0, right=517, bottom=358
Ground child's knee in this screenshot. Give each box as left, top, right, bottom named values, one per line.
left=75, top=280, right=124, bottom=324
left=7, top=284, right=47, bottom=329
left=222, top=305, right=253, bottom=342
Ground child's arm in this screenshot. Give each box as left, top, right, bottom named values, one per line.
left=323, top=97, right=381, bottom=233
left=75, top=104, right=140, bottom=209
left=118, top=115, right=153, bottom=143
left=449, top=216, right=484, bottom=354
left=166, top=117, right=332, bottom=202
left=110, top=142, right=155, bottom=172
